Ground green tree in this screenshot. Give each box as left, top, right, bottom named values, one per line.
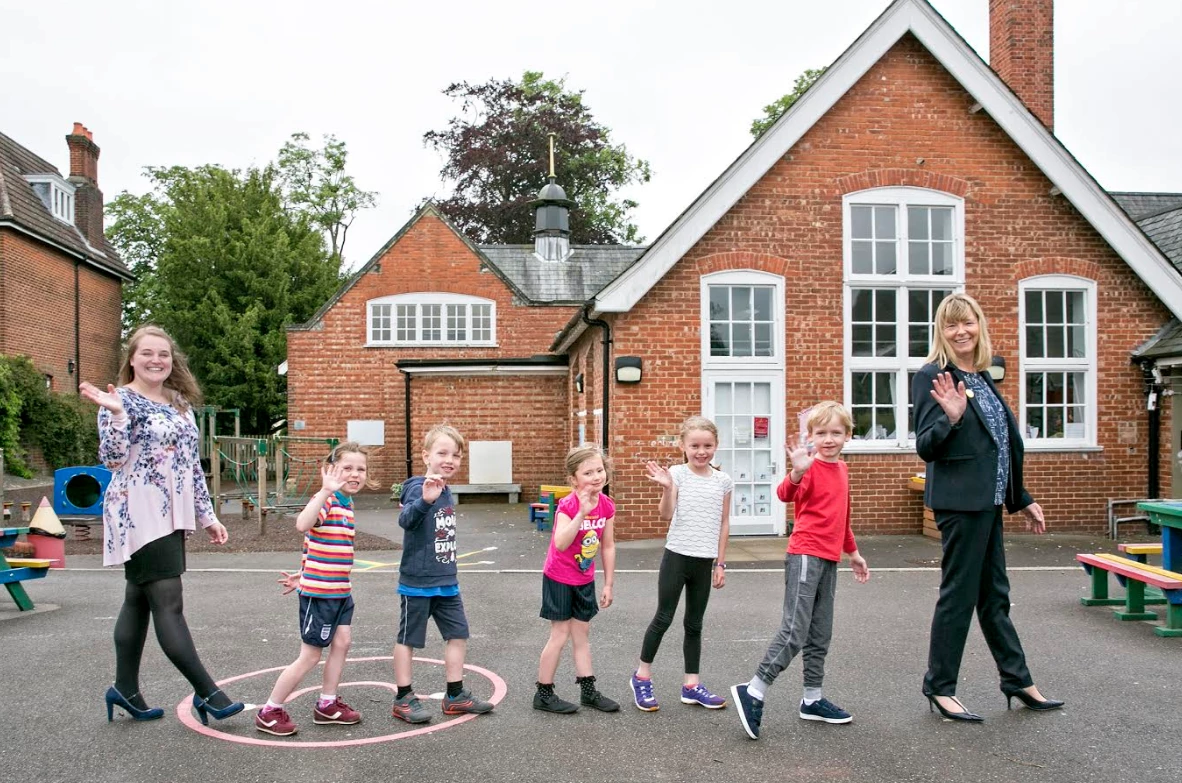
left=277, top=132, right=378, bottom=265
left=750, top=68, right=827, bottom=138
left=106, top=165, right=342, bottom=432
left=424, top=70, right=652, bottom=244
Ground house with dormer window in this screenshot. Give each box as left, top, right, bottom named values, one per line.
left=288, top=0, right=1182, bottom=537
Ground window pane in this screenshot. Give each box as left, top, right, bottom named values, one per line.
left=1027, top=372, right=1044, bottom=404
left=1067, top=372, right=1085, bottom=404
left=732, top=287, right=752, bottom=321
left=852, top=242, right=873, bottom=274
left=734, top=383, right=753, bottom=414
left=876, top=289, right=896, bottom=321
left=852, top=325, right=873, bottom=356
left=852, top=372, right=872, bottom=404
left=710, top=324, right=730, bottom=356
left=852, top=289, right=873, bottom=321
left=931, top=208, right=952, bottom=240
left=908, top=207, right=928, bottom=240
left=732, top=323, right=752, bottom=356
left=908, top=290, right=929, bottom=322
left=874, top=206, right=896, bottom=239
left=851, top=206, right=872, bottom=239
left=1066, top=291, right=1084, bottom=324
left=754, top=383, right=771, bottom=411
left=422, top=304, right=441, bottom=341
left=709, top=287, right=729, bottom=320
left=1068, top=325, right=1086, bottom=358
left=1026, top=407, right=1043, bottom=439
left=1046, top=291, right=1064, bottom=323
left=1025, top=326, right=1044, bottom=358
left=908, top=241, right=929, bottom=275
left=876, top=407, right=896, bottom=439
left=1047, top=325, right=1065, bottom=358
left=932, top=243, right=953, bottom=276
left=875, top=241, right=896, bottom=275
left=909, top=325, right=929, bottom=357
left=875, top=372, right=895, bottom=403
left=1025, top=290, right=1043, bottom=323
left=753, top=288, right=772, bottom=321
left=853, top=408, right=873, bottom=439
left=754, top=323, right=773, bottom=357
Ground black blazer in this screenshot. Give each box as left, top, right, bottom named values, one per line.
left=911, top=362, right=1034, bottom=514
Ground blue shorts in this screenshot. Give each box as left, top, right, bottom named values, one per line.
left=298, top=594, right=354, bottom=647
left=397, top=594, right=470, bottom=648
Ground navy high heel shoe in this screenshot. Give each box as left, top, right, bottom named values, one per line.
left=1003, top=688, right=1064, bottom=712
left=192, top=689, right=244, bottom=725
left=105, top=686, right=164, bottom=722
left=924, top=691, right=983, bottom=722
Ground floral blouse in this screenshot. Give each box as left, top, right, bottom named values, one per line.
left=98, top=387, right=219, bottom=566
left=961, top=372, right=1011, bottom=507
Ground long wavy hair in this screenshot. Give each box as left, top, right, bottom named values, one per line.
left=925, top=293, right=993, bottom=372
left=117, top=325, right=202, bottom=412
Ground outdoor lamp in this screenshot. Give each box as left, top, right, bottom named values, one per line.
left=614, top=356, right=643, bottom=384
left=574, top=372, right=584, bottom=393
left=988, top=356, right=1006, bottom=381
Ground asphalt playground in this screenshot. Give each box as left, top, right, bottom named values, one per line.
left=1, top=499, right=1178, bottom=783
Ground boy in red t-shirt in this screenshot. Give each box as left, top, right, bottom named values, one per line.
left=731, top=401, right=870, bottom=740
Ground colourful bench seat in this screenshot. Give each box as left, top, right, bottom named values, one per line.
left=1077, top=552, right=1182, bottom=637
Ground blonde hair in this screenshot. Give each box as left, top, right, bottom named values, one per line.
left=422, top=424, right=466, bottom=455
left=118, top=325, right=201, bottom=411
left=326, top=440, right=379, bottom=490
left=926, top=293, right=993, bottom=371
left=680, top=416, right=719, bottom=443
left=565, top=444, right=612, bottom=483
left=806, top=401, right=853, bottom=435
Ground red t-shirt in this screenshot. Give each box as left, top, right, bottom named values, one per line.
left=778, top=459, right=857, bottom=562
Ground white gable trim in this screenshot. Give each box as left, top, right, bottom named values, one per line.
left=592, top=0, right=1182, bottom=322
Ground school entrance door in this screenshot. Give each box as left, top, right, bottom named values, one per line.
left=705, top=376, right=786, bottom=536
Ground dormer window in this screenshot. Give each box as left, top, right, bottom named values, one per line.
left=25, top=174, right=76, bottom=224
left=367, top=293, right=496, bottom=347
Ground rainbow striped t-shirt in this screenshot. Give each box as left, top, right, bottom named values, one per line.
left=298, top=491, right=355, bottom=598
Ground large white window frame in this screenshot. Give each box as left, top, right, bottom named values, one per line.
left=1018, top=275, right=1098, bottom=450
left=367, top=293, right=496, bottom=347
left=842, top=187, right=964, bottom=451
left=699, top=270, right=784, bottom=370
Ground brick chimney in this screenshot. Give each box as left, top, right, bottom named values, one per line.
left=989, top=0, right=1054, bottom=131
left=66, top=122, right=106, bottom=249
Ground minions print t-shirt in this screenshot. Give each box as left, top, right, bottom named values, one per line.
left=543, top=492, right=615, bottom=587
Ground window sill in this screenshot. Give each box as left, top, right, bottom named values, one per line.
left=1023, top=443, right=1103, bottom=453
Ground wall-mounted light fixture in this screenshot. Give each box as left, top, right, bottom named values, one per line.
left=67, top=359, right=76, bottom=375
left=988, top=355, right=1005, bottom=382
left=614, top=356, right=642, bottom=384
left=574, top=372, right=584, bottom=394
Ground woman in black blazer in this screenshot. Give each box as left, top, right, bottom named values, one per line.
left=911, top=293, right=1062, bottom=721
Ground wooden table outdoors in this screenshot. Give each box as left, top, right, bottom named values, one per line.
left=1136, top=500, right=1182, bottom=573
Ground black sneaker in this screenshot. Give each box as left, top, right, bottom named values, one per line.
left=580, top=689, right=620, bottom=712
left=533, top=689, right=579, bottom=714
left=731, top=683, right=764, bottom=740
left=799, top=697, right=852, bottom=724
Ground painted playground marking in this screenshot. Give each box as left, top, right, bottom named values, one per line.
left=353, top=546, right=498, bottom=572
left=175, top=656, right=507, bottom=747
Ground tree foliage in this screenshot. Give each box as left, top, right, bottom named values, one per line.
left=424, top=71, right=652, bottom=244
left=277, top=132, right=377, bottom=264
left=750, top=68, right=827, bottom=138
left=106, top=165, right=343, bottom=432
left=0, top=355, right=97, bottom=475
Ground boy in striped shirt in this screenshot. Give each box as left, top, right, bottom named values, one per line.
left=255, top=443, right=368, bottom=736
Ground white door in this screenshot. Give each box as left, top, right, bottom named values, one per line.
left=706, top=376, right=786, bottom=536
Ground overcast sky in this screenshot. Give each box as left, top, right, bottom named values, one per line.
left=3, top=0, right=1179, bottom=271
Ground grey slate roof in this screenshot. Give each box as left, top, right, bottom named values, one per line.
left=1136, top=206, right=1182, bottom=276
left=478, top=245, right=646, bottom=304
left=1133, top=319, right=1182, bottom=361
left=1109, top=191, right=1182, bottom=221
left=0, top=130, right=130, bottom=279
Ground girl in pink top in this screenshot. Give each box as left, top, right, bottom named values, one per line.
left=533, top=445, right=619, bottom=714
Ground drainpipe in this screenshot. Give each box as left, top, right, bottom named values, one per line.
left=74, top=260, right=81, bottom=391
left=400, top=367, right=413, bottom=480
left=580, top=306, right=611, bottom=449
left=1141, top=361, right=1162, bottom=500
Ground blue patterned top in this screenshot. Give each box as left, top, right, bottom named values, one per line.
left=98, top=388, right=219, bottom=566
left=961, top=372, right=1010, bottom=506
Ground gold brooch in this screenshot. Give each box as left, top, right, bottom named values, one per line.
left=965, top=389, right=975, bottom=399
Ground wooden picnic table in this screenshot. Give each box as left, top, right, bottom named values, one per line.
left=1, top=526, right=49, bottom=611
left=1137, top=500, right=1182, bottom=573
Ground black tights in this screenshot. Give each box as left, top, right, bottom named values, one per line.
left=639, top=549, right=715, bottom=673
left=113, top=577, right=230, bottom=709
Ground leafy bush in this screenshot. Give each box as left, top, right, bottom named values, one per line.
left=0, top=354, right=99, bottom=475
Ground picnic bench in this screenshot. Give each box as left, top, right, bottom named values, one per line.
left=449, top=483, right=521, bottom=504
left=529, top=485, right=573, bottom=532
left=1076, top=552, right=1182, bottom=637
left=1, top=527, right=51, bottom=611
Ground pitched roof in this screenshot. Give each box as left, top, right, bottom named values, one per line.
left=0, top=130, right=130, bottom=279
left=477, top=245, right=645, bottom=304
left=1110, top=192, right=1182, bottom=221
left=1132, top=319, right=1182, bottom=363
left=578, top=0, right=1182, bottom=337
left=1137, top=206, right=1182, bottom=276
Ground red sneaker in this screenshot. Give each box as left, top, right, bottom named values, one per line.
left=313, top=698, right=361, bottom=725
left=255, top=706, right=297, bottom=736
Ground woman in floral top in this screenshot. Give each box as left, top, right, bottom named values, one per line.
left=81, top=325, right=244, bottom=725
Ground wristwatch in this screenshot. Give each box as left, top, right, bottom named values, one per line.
left=715, top=562, right=727, bottom=570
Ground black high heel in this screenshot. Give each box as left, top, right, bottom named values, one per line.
left=1003, top=688, right=1064, bottom=712
left=191, top=689, right=244, bottom=725
left=924, top=692, right=983, bottom=722
left=105, top=686, right=164, bottom=722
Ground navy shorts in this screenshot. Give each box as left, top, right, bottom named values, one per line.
left=299, top=594, right=355, bottom=648
left=540, top=574, right=598, bottom=622
left=397, top=593, right=470, bottom=649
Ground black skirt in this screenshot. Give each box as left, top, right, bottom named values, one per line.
left=124, top=530, right=187, bottom=585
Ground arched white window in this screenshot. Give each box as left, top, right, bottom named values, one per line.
left=367, top=293, right=496, bottom=347
left=1018, top=275, right=1097, bottom=448
left=842, top=187, right=965, bottom=449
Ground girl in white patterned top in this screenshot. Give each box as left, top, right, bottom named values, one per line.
left=630, top=416, right=733, bottom=712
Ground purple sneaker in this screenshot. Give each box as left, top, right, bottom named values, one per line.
left=681, top=683, right=727, bottom=709
left=630, top=673, right=659, bottom=712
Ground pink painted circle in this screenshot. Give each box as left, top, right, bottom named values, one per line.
left=175, top=656, right=507, bottom=747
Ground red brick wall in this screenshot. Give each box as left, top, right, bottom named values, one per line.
left=600, top=35, right=1172, bottom=538
left=286, top=212, right=576, bottom=494
left=0, top=229, right=122, bottom=391
left=990, top=0, right=1054, bottom=131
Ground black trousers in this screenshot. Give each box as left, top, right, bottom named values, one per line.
left=923, top=506, right=1033, bottom=696
left=639, top=549, right=715, bottom=673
